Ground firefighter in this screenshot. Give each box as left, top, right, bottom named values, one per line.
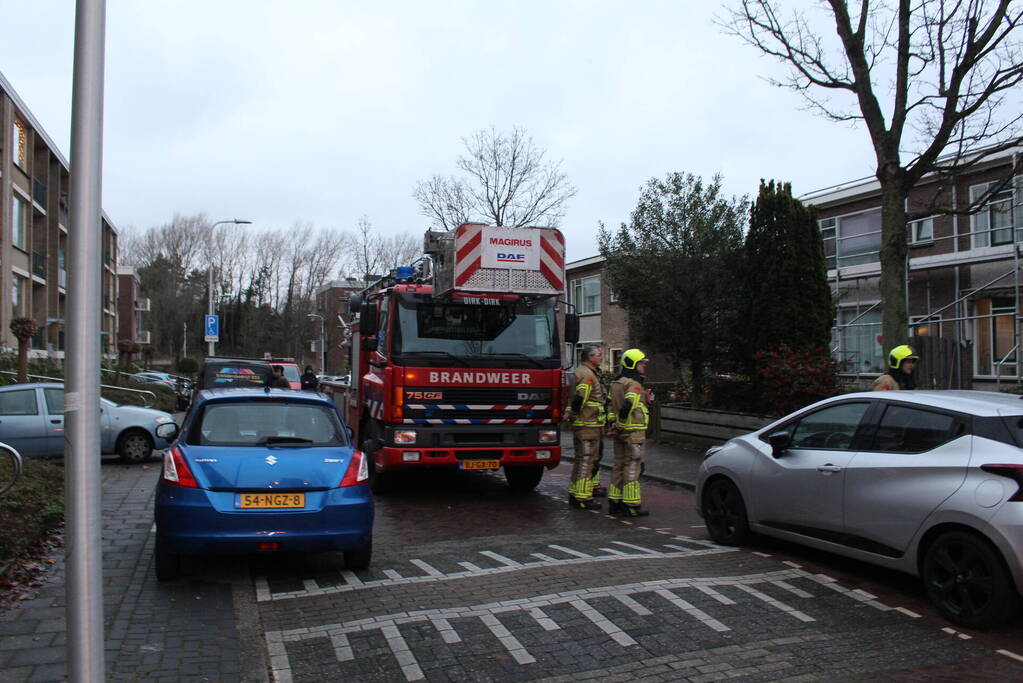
left=565, top=345, right=607, bottom=510
left=608, top=349, right=650, bottom=517
left=871, top=344, right=918, bottom=391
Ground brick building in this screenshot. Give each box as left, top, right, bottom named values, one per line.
left=1, top=69, right=119, bottom=361
left=313, top=277, right=373, bottom=375
left=116, top=266, right=150, bottom=361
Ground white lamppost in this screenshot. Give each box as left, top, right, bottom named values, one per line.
left=207, top=218, right=251, bottom=357
left=308, top=312, right=326, bottom=373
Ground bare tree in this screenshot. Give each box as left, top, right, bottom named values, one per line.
left=723, top=0, right=1023, bottom=347
left=413, top=126, right=578, bottom=230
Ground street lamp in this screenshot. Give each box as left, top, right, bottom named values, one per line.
left=207, top=219, right=252, bottom=357
left=308, top=313, right=326, bottom=374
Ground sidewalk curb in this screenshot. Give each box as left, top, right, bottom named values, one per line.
left=560, top=452, right=697, bottom=492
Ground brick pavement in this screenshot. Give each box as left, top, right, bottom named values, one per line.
left=0, top=460, right=246, bottom=682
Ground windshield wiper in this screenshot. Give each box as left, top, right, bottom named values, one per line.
left=480, top=352, right=547, bottom=369
left=402, top=351, right=469, bottom=367
left=262, top=436, right=314, bottom=447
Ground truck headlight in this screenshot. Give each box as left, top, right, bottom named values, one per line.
left=539, top=430, right=558, bottom=444
left=394, top=430, right=417, bottom=444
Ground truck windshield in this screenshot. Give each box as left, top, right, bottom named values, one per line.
left=393, top=298, right=558, bottom=363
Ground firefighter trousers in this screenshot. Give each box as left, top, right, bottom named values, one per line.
left=609, top=431, right=644, bottom=507
left=568, top=428, right=601, bottom=501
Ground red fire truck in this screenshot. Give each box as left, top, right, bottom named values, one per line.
left=333, top=223, right=579, bottom=492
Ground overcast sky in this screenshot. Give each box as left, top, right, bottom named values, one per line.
left=0, top=0, right=879, bottom=262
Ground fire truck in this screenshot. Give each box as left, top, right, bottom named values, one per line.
left=333, top=223, right=579, bottom=492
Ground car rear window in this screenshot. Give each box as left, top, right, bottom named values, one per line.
left=191, top=401, right=347, bottom=447
left=274, top=365, right=301, bottom=383
left=203, top=365, right=272, bottom=389
left=871, top=404, right=964, bottom=452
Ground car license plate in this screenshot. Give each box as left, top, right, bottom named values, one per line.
left=238, top=493, right=305, bottom=508
left=461, top=459, right=500, bottom=470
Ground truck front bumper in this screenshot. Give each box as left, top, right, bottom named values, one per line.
left=373, top=445, right=561, bottom=471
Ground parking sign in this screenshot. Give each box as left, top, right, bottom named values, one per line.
left=204, top=314, right=220, bottom=342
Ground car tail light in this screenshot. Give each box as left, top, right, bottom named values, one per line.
left=163, top=447, right=198, bottom=488
left=258, top=542, right=280, bottom=551
left=981, top=464, right=1023, bottom=502
left=340, top=450, right=369, bottom=487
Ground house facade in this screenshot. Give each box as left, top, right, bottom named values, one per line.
left=116, top=266, right=151, bottom=359
left=1, top=69, right=119, bottom=361
left=803, top=147, right=1022, bottom=389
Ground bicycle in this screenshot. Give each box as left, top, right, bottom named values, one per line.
left=0, top=441, right=24, bottom=497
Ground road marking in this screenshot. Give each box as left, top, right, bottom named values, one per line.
left=611, top=541, right=659, bottom=554
left=732, top=583, right=815, bottom=622
left=752, top=551, right=772, bottom=557
left=655, top=589, right=730, bottom=632
left=479, top=551, right=523, bottom=568
left=806, top=574, right=892, bottom=611
left=782, top=561, right=802, bottom=568
left=771, top=579, right=814, bottom=599
left=265, top=568, right=896, bottom=681
left=409, top=559, right=444, bottom=577
left=693, top=584, right=736, bottom=605
left=258, top=543, right=734, bottom=601
left=614, top=593, right=653, bottom=615
left=895, top=607, right=921, bottom=618
left=481, top=614, right=536, bottom=664
left=571, top=599, right=638, bottom=646
left=997, top=650, right=1023, bottom=663
left=303, top=579, right=318, bottom=592
left=340, top=570, right=362, bottom=586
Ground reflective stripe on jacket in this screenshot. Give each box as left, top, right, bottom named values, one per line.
left=611, top=376, right=648, bottom=431
left=571, top=363, right=607, bottom=428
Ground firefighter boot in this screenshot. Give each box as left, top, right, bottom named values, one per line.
left=622, top=505, right=650, bottom=517
left=592, top=486, right=608, bottom=498
left=607, top=500, right=624, bottom=515
left=573, top=497, right=602, bottom=511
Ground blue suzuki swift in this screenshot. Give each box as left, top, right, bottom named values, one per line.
left=153, top=388, right=373, bottom=580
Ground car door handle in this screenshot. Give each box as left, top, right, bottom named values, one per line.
left=51, top=419, right=62, bottom=424
left=817, top=464, right=842, bottom=473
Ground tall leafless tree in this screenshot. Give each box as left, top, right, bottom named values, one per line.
left=723, top=0, right=1023, bottom=348
left=413, top=126, right=578, bottom=230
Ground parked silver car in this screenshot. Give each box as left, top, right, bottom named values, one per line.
left=697, top=390, right=1023, bottom=628
left=0, top=382, right=174, bottom=463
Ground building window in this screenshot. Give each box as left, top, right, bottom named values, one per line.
left=819, top=217, right=836, bottom=269
left=820, top=210, right=881, bottom=268
left=974, top=297, right=1016, bottom=377
left=11, top=275, right=26, bottom=318
left=833, top=306, right=883, bottom=373
left=571, top=275, right=601, bottom=314
left=11, top=119, right=26, bottom=168
left=970, top=180, right=1017, bottom=248
left=12, top=195, right=28, bottom=250
left=909, top=217, right=934, bottom=243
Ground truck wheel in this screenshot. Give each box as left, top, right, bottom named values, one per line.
left=343, top=535, right=372, bottom=570
left=505, top=465, right=544, bottom=491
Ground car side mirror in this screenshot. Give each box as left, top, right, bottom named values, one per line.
left=768, top=431, right=792, bottom=458
left=156, top=423, right=179, bottom=440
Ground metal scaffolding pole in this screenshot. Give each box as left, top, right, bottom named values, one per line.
left=65, top=0, right=106, bottom=680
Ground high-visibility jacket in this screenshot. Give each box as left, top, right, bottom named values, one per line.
left=610, top=376, right=648, bottom=431
left=570, top=363, right=607, bottom=428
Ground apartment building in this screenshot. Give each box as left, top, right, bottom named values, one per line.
left=313, top=277, right=372, bottom=374
left=1, top=70, right=118, bottom=361
left=803, top=147, right=1022, bottom=388
left=116, top=266, right=151, bottom=359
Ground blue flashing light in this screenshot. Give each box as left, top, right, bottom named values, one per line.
left=396, top=266, right=414, bottom=281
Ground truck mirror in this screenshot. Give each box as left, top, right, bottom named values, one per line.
left=348, top=294, right=363, bottom=314
left=564, top=313, right=580, bottom=345
left=360, top=301, right=379, bottom=336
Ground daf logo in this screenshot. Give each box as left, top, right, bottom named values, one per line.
left=265, top=455, right=278, bottom=466
left=517, top=392, right=544, bottom=401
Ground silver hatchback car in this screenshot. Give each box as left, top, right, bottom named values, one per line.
left=697, top=390, right=1023, bottom=628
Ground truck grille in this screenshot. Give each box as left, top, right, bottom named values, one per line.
left=402, top=386, right=553, bottom=423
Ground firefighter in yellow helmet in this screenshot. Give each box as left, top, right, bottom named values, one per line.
left=871, top=344, right=918, bottom=391
left=607, top=349, right=651, bottom=517
left=565, top=345, right=607, bottom=510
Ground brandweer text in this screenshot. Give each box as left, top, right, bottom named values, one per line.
left=429, top=371, right=533, bottom=384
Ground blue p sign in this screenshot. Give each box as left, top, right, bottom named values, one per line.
left=204, top=314, right=220, bottom=342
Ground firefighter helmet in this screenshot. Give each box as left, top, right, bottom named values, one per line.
left=888, top=344, right=919, bottom=370
left=621, top=348, right=647, bottom=370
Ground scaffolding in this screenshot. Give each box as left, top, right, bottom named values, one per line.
left=829, top=173, right=1023, bottom=390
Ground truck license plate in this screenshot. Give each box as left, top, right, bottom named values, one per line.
left=461, top=459, right=500, bottom=471
left=239, top=493, right=305, bottom=508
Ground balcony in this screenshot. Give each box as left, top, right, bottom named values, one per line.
left=32, top=178, right=46, bottom=207
left=136, top=330, right=151, bottom=345
left=134, top=298, right=151, bottom=312
left=102, top=295, right=110, bottom=310
left=58, top=269, right=67, bottom=288
left=32, top=251, right=46, bottom=278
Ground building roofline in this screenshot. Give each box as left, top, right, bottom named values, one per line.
left=0, top=68, right=118, bottom=232
left=566, top=254, right=605, bottom=270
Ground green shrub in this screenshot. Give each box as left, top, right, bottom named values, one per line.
left=755, top=347, right=840, bottom=416
left=176, top=357, right=199, bottom=375
left=0, top=458, right=65, bottom=562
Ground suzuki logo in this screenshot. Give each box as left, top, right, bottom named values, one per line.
left=265, top=455, right=278, bottom=466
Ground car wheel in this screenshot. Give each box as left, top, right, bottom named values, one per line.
left=154, top=537, right=180, bottom=581
left=922, top=530, right=1020, bottom=628
left=701, top=478, right=750, bottom=546
left=505, top=465, right=544, bottom=491
left=117, top=429, right=155, bottom=464
left=343, top=535, right=372, bottom=570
